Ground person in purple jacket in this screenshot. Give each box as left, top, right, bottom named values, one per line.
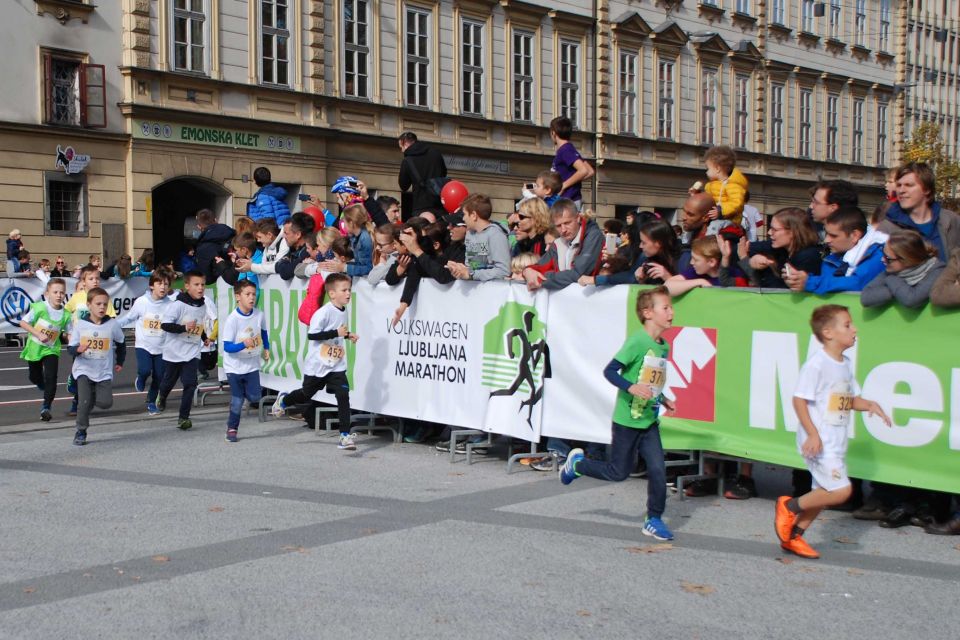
left=549, top=117, right=595, bottom=210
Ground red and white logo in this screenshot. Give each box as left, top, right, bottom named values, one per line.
left=661, top=326, right=717, bottom=422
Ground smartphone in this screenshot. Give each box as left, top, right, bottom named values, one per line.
left=605, top=233, right=618, bottom=255
left=297, top=193, right=311, bottom=202
left=784, top=263, right=794, bottom=278
left=524, top=183, right=535, bottom=190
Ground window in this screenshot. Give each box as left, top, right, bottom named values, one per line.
left=512, top=30, right=533, bottom=122
left=734, top=74, right=750, bottom=149
left=658, top=59, right=675, bottom=140
left=343, top=0, right=370, bottom=98
left=736, top=0, right=751, bottom=15
left=854, top=0, right=866, bottom=46
left=701, top=68, right=717, bottom=145
left=42, top=53, right=106, bottom=128
left=172, top=0, right=206, bottom=73
left=801, top=0, right=814, bottom=33
left=877, top=102, right=888, bottom=166
left=799, top=88, right=812, bottom=158
left=852, top=98, right=864, bottom=164
left=772, top=0, right=785, bottom=25
left=44, top=172, right=88, bottom=236
left=829, top=0, right=841, bottom=40
left=559, top=40, right=579, bottom=124
left=769, top=83, right=784, bottom=155
left=405, top=7, right=430, bottom=107
left=826, top=93, right=839, bottom=161
left=261, top=0, right=289, bottom=86
left=619, top=51, right=638, bottom=135
left=461, top=19, right=484, bottom=115
left=879, top=0, right=891, bottom=51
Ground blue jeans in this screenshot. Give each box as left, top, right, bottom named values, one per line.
left=135, top=348, right=165, bottom=403
left=575, top=422, right=667, bottom=519
left=226, top=371, right=262, bottom=429
left=157, top=358, right=199, bottom=419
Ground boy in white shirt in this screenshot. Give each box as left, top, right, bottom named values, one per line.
left=271, top=273, right=360, bottom=450
left=68, top=287, right=125, bottom=445
left=156, top=271, right=208, bottom=430
left=221, top=280, right=270, bottom=442
left=775, top=304, right=891, bottom=559
left=121, top=272, right=172, bottom=414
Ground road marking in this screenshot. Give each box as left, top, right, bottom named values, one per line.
left=0, top=389, right=188, bottom=407
left=0, top=366, right=28, bottom=371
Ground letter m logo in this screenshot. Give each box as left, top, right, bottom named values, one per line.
left=661, top=326, right=718, bottom=423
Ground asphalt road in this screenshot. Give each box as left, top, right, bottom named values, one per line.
left=1, top=403, right=958, bottom=638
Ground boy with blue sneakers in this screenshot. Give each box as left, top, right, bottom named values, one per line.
left=560, top=285, right=676, bottom=541
left=221, top=280, right=270, bottom=442
left=121, top=272, right=171, bottom=414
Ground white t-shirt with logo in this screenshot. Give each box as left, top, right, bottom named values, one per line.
left=304, top=303, right=347, bottom=377
left=793, top=350, right=861, bottom=458
left=161, top=296, right=208, bottom=363
left=123, top=292, right=171, bottom=355
left=221, top=307, right=267, bottom=375
left=70, top=317, right=125, bottom=382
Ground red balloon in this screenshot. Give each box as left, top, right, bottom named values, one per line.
left=441, top=180, right=469, bottom=213
left=303, top=205, right=325, bottom=231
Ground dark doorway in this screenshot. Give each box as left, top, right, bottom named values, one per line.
left=151, top=177, right=231, bottom=267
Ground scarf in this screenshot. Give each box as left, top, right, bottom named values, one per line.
left=899, top=257, right=939, bottom=286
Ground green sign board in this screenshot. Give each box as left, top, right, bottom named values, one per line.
left=134, top=120, right=300, bottom=153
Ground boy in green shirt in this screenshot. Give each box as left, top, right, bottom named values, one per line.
left=19, top=278, right=71, bottom=422
left=559, top=285, right=676, bottom=541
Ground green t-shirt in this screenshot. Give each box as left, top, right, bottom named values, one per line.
left=611, top=330, right=669, bottom=429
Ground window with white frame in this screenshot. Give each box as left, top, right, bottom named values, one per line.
left=172, top=0, right=207, bottom=73
left=735, top=74, right=750, bottom=149
left=877, top=102, right=888, bottom=166
left=461, top=19, right=484, bottom=115
left=879, top=0, right=891, bottom=51
left=512, top=30, right=533, bottom=122
left=852, top=98, right=864, bottom=164
left=701, top=68, right=717, bottom=145
left=854, top=0, right=866, bottom=46
left=559, top=40, right=580, bottom=124
left=736, top=0, right=751, bottom=15
left=261, top=0, right=289, bottom=85
left=799, top=88, right=812, bottom=158
left=801, top=0, right=815, bottom=33
left=44, top=172, right=88, bottom=236
left=829, top=0, right=841, bottom=40
left=772, top=0, right=785, bottom=25
left=343, top=0, right=370, bottom=98
left=405, top=7, right=431, bottom=107
left=769, top=83, right=784, bottom=155
left=826, top=93, right=839, bottom=160
left=619, top=51, right=638, bottom=135
left=658, top=59, right=675, bottom=140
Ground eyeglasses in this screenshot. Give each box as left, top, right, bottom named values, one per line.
left=882, top=253, right=902, bottom=264
left=55, top=261, right=65, bottom=265
left=516, top=213, right=532, bottom=219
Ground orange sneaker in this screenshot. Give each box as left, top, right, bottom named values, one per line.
left=775, top=496, right=796, bottom=542
left=781, top=535, right=820, bottom=559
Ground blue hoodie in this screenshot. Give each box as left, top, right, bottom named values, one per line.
left=804, top=227, right=887, bottom=294
left=246, top=184, right=291, bottom=226
left=882, top=201, right=946, bottom=260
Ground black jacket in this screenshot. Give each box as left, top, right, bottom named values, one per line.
left=398, top=141, right=447, bottom=216
left=196, top=223, right=236, bottom=284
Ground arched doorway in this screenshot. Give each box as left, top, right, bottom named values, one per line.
left=151, top=177, right=232, bottom=267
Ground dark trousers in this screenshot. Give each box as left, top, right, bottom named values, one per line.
left=135, top=348, right=165, bottom=403
left=28, top=355, right=59, bottom=407
left=576, top=422, right=667, bottom=519
left=285, top=371, right=351, bottom=434
left=76, top=376, right=113, bottom=430
left=226, top=371, right=262, bottom=430
left=158, top=358, right=199, bottom=419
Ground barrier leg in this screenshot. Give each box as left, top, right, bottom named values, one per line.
left=449, top=429, right=483, bottom=463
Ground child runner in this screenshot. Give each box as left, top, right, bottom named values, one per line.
left=559, top=285, right=676, bottom=541
left=271, top=273, right=360, bottom=450
left=157, top=271, right=208, bottom=430
left=19, top=278, right=71, bottom=421
left=68, top=287, right=126, bottom=445
left=121, top=272, right=172, bottom=414
left=64, top=264, right=116, bottom=416
left=775, top=304, right=891, bottom=558
left=221, top=280, right=270, bottom=442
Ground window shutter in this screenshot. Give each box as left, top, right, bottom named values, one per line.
left=43, top=54, right=53, bottom=124
left=80, top=63, right=107, bottom=128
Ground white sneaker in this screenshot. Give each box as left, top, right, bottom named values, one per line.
left=270, top=392, right=288, bottom=417
left=338, top=432, right=357, bottom=450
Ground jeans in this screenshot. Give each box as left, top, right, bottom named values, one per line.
left=226, top=371, right=261, bottom=429
left=575, top=422, right=667, bottom=519
left=76, top=376, right=113, bottom=430
left=157, top=358, right=199, bottom=419
left=135, top=348, right=165, bottom=403
left=284, top=371, right=351, bottom=434
left=27, top=355, right=59, bottom=407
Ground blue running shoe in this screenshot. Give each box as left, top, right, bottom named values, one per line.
left=72, top=430, right=87, bottom=446
left=559, top=448, right=584, bottom=485
left=642, top=517, right=674, bottom=541
left=67, top=375, right=77, bottom=395
left=40, top=405, right=52, bottom=422
left=135, top=375, right=146, bottom=393
left=146, top=402, right=160, bottom=415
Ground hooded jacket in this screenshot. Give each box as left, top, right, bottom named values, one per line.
left=246, top=184, right=291, bottom=226
left=528, top=217, right=604, bottom=290
left=877, top=202, right=960, bottom=261
left=195, top=223, right=236, bottom=284
left=804, top=226, right=887, bottom=294
left=398, top=141, right=447, bottom=215
left=704, top=167, right=749, bottom=226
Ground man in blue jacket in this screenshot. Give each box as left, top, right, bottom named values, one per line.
left=785, top=207, right=887, bottom=294
left=246, top=167, right=291, bottom=226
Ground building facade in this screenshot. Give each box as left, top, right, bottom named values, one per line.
left=2, top=0, right=951, bottom=266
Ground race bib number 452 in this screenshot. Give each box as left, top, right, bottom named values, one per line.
left=320, top=343, right=345, bottom=365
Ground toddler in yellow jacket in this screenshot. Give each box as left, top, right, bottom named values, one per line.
left=695, top=145, right=748, bottom=226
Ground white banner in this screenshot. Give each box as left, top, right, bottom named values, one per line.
left=0, top=276, right=149, bottom=333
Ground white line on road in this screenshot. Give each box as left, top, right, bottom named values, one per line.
left=0, top=367, right=28, bottom=371
left=0, top=390, right=188, bottom=407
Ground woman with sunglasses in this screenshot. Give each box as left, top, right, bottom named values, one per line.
left=50, top=256, right=71, bottom=278
left=861, top=229, right=944, bottom=308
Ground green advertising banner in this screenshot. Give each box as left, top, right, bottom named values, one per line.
left=133, top=120, right=301, bottom=154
